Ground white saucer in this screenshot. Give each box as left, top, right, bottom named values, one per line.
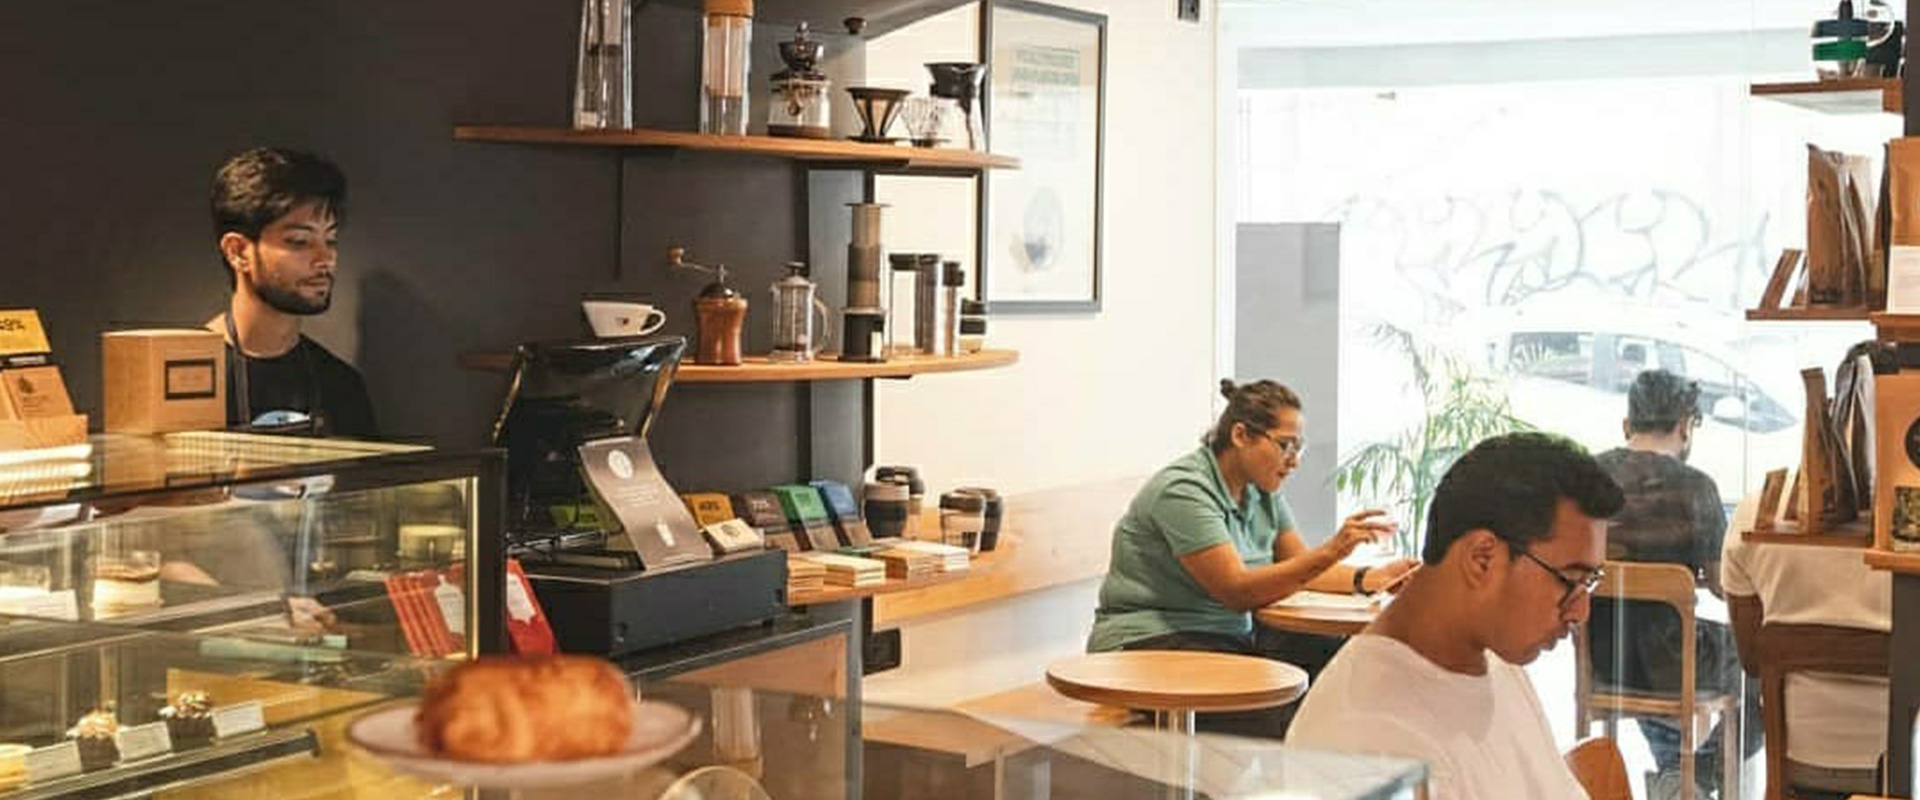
left=347, top=700, right=702, bottom=789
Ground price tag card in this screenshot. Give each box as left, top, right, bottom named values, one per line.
left=0, top=310, right=51, bottom=357
left=433, top=578, right=466, bottom=636
left=211, top=701, right=266, bottom=739
left=505, top=572, right=538, bottom=623
left=25, top=741, right=82, bottom=784
left=115, top=722, right=173, bottom=762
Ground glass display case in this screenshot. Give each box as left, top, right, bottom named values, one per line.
left=257, top=675, right=1422, bottom=800
left=0, top=432, right=505, bottom=657
left=0, top=617, right=443, bottom=800
left=0, top=431, right=504, bottom=799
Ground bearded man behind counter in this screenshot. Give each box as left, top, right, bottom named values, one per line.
left=205, top=146, right=376, bottom=438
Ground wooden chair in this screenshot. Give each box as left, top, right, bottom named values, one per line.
left=1573, top=561, right=1739, bottom=800
left=1750, top=623, right=1889, bottom=800
left=1565, top=736, right=1633, bottom=800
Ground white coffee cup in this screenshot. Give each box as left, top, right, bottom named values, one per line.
left=582, top=300, right=667, bottom=337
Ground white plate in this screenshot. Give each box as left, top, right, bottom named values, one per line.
left=347, top=700, right=702, bottom=789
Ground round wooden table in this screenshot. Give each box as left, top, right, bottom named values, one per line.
left=1255, top=599, right=1381, bottom=637
left=1045, top=651, right=1309, bottom=800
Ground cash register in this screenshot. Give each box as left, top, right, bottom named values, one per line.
left=489, top=336, right=787, bottom=656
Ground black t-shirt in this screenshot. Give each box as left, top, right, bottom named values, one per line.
left=225, top=336, right=378, bottom=439
left=1588, top=447, right=1733, bottom=694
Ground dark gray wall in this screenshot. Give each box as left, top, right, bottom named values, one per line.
left=1236, top=222, right=1340, bottom=542
left=1, top=0, right=870, bottom=494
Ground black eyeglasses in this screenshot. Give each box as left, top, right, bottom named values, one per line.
left=1513, top=546, right=1605, bottom=610
left=1262, top=431, right=1307, bottom=459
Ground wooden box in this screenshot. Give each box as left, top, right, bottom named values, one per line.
left=102, top=329, right=226, bottom=434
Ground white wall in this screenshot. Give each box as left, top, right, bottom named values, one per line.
left=861, top=1, right=1220, bottom=706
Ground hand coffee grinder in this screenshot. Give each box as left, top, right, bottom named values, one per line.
left=840, top=202, right=887, bottom=363
left=668, top=246, right=747, bottom=366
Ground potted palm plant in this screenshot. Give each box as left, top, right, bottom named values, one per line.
left=1334, top=323, right=1533, bottom=556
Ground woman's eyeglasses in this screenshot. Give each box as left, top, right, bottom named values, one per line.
left=1263, top=431, right=1307, bottom=459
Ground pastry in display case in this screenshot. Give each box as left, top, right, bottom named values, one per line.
left=65, top=709, right=117, bottom=772
left=160, top=691, right=214, bottom=750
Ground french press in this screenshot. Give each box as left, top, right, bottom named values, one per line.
left=770, top=262, right=832, bottom=363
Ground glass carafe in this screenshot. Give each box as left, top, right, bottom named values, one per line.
left=572, top=0, right=632, bottom=129
left=770, top=262, right=832, bottom=363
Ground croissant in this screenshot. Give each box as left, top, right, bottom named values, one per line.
left=415, top=655, right=635, bottom=762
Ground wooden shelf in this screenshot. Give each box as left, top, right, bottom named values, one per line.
left=1866, top=549, right=1920, bottom=574
left=874, top=477, right=1143, bottom=626
left=1741, top=518, right=1872, bottom=548
left=454, top=125, right=1020, bottom=173
left=460, top=349, right=1018, bottom=383
left=1745, top=306, right=1874, bottom=322
left=1870, top=312, right=1920, bottom=341
left=1751, top=77, right=1902, bottom=115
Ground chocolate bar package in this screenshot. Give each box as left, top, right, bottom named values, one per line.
left=809, top=479, right=873, bottom=547
left=733, top=490, right=802, bottom=553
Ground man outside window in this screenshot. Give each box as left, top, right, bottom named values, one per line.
left=1590, top=369, right=1756, bottom=799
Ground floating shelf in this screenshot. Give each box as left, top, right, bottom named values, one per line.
left=454, top=125, right=1019, bottom=173
left=1869, top=311, right=1920, bottom=340
left=459, top=349, right=1018, bottom=383
left=1741, top=518, right=1872, bottom=548
left=1745, top=306, right=1875, bottom=322
left=1750, top=77, right=1902, bottom=115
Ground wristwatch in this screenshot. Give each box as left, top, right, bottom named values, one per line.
left=1352, top=566, right=1372, bottom=595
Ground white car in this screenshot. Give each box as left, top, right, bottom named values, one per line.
left=1448, top=306, right=1809, bottom=506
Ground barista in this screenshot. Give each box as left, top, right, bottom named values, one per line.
left=204, top=147, right=377, bottom=438
left=158, top=147, right=378, bottom=634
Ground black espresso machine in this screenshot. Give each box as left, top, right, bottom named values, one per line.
left=489, top=335, right=787, bottom=656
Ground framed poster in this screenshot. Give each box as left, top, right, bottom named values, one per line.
left=981, top=0, right=1106, bottom=313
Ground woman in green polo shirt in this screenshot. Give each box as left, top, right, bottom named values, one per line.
left=1087, top=379, right=1419, bottom=733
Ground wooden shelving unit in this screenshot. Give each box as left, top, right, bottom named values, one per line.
left=1751, top=77, right=1902, bottom=115
left=454, top=126, right=1020, bottom=173
left=1741, top=518, right=1872, bottom=548
left=1744, top=306, right=1875, bottom=322
left=459, top=348, right=1018, bottom=383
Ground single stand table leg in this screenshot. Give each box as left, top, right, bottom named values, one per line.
left=1152, top=709, right=1199, bottom=800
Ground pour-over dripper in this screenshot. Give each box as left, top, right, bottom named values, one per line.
left=846, top=87, right=909, bottom=143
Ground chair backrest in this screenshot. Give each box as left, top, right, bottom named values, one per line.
left=1594, top=560, right=1698, bottom=610
left=1574, top=561, right=1700, bottom=707
left=1751, top=622, right=1889, bottom=800
left=1564, top=736, right=1633, bottom=800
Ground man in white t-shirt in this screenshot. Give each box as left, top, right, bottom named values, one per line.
left=1721, top=501, right=1889, bottom=798
left=1291, top=433, right=1626, bottom=800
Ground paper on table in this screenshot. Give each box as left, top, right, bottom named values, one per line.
left=1269, top=591, right=1380, bottom=612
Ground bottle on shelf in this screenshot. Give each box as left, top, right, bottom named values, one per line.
left=701, top=0, right=754, bottom=135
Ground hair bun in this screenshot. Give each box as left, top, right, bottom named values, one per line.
left=1218, top=379, right=1238, bottom=400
